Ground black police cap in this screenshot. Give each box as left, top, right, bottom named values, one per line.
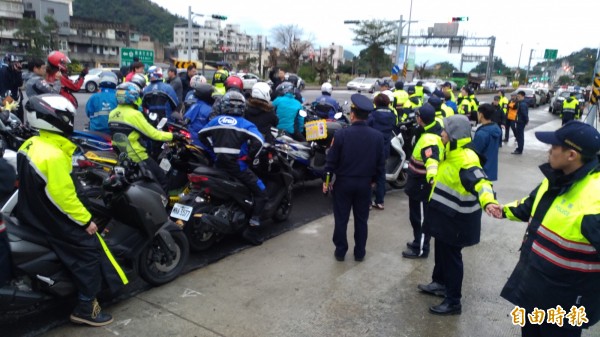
left=350, top=94, right=374, bottom=114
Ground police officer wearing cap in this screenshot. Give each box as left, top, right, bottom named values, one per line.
left=489, top=121, right=600, bottom=336
left=403, top=103, right=444, bottom=259
left=324, top=94, right=385, bottom=262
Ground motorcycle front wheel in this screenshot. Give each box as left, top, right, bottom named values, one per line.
left=139, top=231, right=189, bottom=286
left=273, top=188, right=293, bottom=222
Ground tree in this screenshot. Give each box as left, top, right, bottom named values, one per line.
left=270, top=24, right=312, bottom=73
left=414, top=61, right=430, bottom=79
left=557, top=75, right=572, bottom=85
left=470, top=57, right=510, bottom=75
left=432, top=61, right=457, bottom=78
left=349, top=19, right=397, bottom=76
left=15, top=16, right=59, bottom=58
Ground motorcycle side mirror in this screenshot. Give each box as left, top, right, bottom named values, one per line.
left=299, top=110, right=307, bottom=118
left=334, top=112, right=343, bottom=119
left=157, top=117, right=167, bottom=129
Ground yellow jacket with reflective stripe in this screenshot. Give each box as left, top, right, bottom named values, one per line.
left=561, top=97, right=580, bottom=118
left=393, top=89, right=409, bottom=108
left=108, top=104, right=173, bottom=162
left=415, top=85, right=424, bottom=98
left=403, top=94, right=423, bottom=109
left=425, top=138, right=497, bottom=246
left=469, top=94, right=479, bottom=112
left=17, top=131, right=92, bottom=226
left=408, top=121, right=444, bottom=182
left=504, top=168, right=600, bottom=273
left=458, top=97, right=472, bottom=115
left=499, top=95, right=509, bottom=114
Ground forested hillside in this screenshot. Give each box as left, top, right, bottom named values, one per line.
left=73, top=0, right=182, bottom=43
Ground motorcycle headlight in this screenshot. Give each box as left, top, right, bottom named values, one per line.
left=194, top=196, right=206, bottom=204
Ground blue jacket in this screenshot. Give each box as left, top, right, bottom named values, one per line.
left=85, top=87, right=117, bottom=134
left=198, top=115, right=264, bottom=171
left=516, top=100, right=529, bottom=125
left=273, top=93, right=304, bottom=134
left=445, top=100, right=458, bottom=113
left=368, top=107, right=397, bottom=158
left=142, top=81, right=179, bottom=121
left=472, top=122, right=502, bottom=181
left=313, top=94, right=340, bottom=119
left=184, top=99, right=213, bottom=146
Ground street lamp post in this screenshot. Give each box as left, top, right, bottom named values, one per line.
left=525, top=48, right=534, bottom=84
left=187, top=6, right=204, bottom=62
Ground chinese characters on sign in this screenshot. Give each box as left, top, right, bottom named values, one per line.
left=304, top=120, right=328, bottom=141
left=120, top=48, right=155, bottom=70
left=511, top=306, right=589, bottom=327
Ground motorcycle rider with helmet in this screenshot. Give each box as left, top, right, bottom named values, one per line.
left=108, top=83, right=184, bottom=192
left=284, top=73, right=304, bottom=103
left=85, top=71, right=118, bottom=134
left=198, top=91, right=266, bottom=245
left=46, top=51, right=88, bottom=109
left=209, top=76, right=244, bottom=119
left=16, top=94, right=128, bottom=327
left=141, top=66, right=179, bottom=123
left=245, top=82, right=278, bottom=143
left=312, top=82, right=341, bottom=120
left=184, top=74, right=208, bottom=109
left=273, top=81, right=305, bottom=141
left=183, top=83, right=215, bottom=147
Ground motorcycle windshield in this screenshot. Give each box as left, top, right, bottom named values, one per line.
left=112, top=133, right=144, bottom=163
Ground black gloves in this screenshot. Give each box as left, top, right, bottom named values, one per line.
left=172, top=132, right=186, bottom=142
left=79, top=68, right=89, bottom=78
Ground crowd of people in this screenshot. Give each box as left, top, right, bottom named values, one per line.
left=2, top=52, right=599, bottom=336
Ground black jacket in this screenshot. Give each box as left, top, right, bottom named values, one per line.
left=245, top=98, right=279, bottom=143
left=516, top=100, right=529, bottom=124
left=0, top=65, right=23, bottom=100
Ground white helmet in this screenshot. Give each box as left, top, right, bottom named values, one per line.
left=25, top=94, right=76, bottom=135
left=321, top=82, right=333, bottom=94
left=190, top=75, right=207, bottom=90
left=251, top=82, right=271, bottom=101
left=382, top=90, right=394, bottom=103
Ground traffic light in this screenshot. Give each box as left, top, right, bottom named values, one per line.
left=451, top=17, right=468, bottom=22
left=212, top=14, right=227, bottom=20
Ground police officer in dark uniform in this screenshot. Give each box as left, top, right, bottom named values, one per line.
left=324, top=94, right=385, bottom=262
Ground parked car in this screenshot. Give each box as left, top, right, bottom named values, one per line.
left=549, top=91, right=585, bottom=115
left=69, top=67, right=122, bottom=93
left=536, top=88, right=549, bottom=105
left=346, top=77, right=365, bottom=90
left=357, top=78, right=379, bottom=93
left=234, top=72, right=260, bottom=93
left=510, top=88, right=539, bottom=108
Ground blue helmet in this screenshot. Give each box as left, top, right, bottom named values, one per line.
left=116, top=82, right=140, bottom=105
left=276, top=81, right=294, bottom=95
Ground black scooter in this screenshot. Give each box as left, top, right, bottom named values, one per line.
left=0, top=133, right=190, bottom=322
left=173, top=144, right=294, bottom=251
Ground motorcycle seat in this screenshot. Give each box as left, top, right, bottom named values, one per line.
left=192, top=166, right=230, bottom=179
left=4, top=217, right=50, bottom=247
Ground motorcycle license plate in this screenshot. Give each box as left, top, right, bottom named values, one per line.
left=170, top=203, right=193, bottom=221
left=159, top=158, right=171, bottom=172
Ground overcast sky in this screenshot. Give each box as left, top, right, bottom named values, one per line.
left=151, top=0, right=599, bottom=70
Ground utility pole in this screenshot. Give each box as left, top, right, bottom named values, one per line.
left=187, top=6, right=192, bottom=61
left=258, top=36, right=263, bottom=78
left=525, top=49, right=534, bottom=84
left=202, top=40, right=206, bottom=74
left=485, top=36, right=496, bottom=89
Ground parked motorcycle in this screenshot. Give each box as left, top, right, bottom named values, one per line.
left=171, top=143, right=294, bottom=251
left=0, top=133, right=190, bottom=321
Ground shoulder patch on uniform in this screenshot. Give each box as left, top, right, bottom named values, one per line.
left=424, top=148, right=432, bottom=158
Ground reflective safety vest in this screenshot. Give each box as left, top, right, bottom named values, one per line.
left=408, top=122, right=444, bottom=182
left=446, top=90, right=456, bottom=103
left=562, top=98, right=580, bottom=119
left=507, top=100, right=518, bottom=121
left=498, top=95, right=509, bottom=115
left=393, top=89, right=409, bottom=108
left=415, top=85, right=424, bottom=98
left=458, top=97, right=472, bottom=115
left=469, top=94, right=479, bottom=112
left=403, top=94, right=423, bottom=109
left=505, top=171, right=600, bottom=273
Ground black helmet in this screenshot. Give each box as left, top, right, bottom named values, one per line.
left=218, top=91, right=246, bottom=116
left=416, top=81, right=423, bottom=86
left=276, top=81, right=294, bottom=95
left=395, top=81, right=404, bottom=90
left=379, top=79, right=392, bottom=88
left=194, top=84, right=215, bottom=102
left=407, top=86, right=415, bottom=94
left=285, top=74, right=299, bottom=87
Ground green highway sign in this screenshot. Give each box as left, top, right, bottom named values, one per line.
left=120, top=48, right=155, bottom=69
left=544, top=49, right=558, bottom=60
